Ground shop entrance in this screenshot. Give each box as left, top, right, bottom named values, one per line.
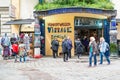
left=75, top=28, right=102, bottom=54
left=74, top=17, right=103, bottom=54
left=75, top=29, right=102, bottom=41
left=39, top=19, right=45, bottom=56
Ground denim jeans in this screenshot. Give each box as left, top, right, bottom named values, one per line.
left=68, top=49, right=71, bottom=58
left=63, top=52, right=69, bottom=62
left=89, top=52, right=97, bottom=66
left=20, top=55, right=26, bottom=62
left=100, top=51, right=110, bottom=64
left=13, top=52, right=18, bottom=62
left=52, top=50, right=58, bottom=58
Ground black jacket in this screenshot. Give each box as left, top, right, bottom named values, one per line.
left=76, top=40, right=84, bottom=53
left=62, top=39, right=68, bottom=53
left=51, top=40, right=59, bottom=51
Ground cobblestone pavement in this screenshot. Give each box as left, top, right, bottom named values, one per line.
left=0, top=55, right=120, bottom=80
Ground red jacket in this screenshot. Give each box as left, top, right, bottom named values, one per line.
left=12, top=44, right=19, bottom=54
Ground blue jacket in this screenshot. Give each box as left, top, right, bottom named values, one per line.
left=67, top=39, right=72, bottom=50
left=99, top=41, right=109, bottom=53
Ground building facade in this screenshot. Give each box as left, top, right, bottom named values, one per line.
left=34, top=7, right=116, bottom=56
left=0, top=0, right=13, bottom=36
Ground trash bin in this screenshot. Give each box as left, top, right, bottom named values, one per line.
left=117, top=40, right=120, bottom=57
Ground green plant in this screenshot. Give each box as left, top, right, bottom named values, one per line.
left=110, top=43, right=117, bottom=53
left=34, top=0, right=114, bottom=10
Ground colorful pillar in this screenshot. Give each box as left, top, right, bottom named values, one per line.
left=34, top=13, right=42, bottom=58
left=109, top=17, right=117, bottom=43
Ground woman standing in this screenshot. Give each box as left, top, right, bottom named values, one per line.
left=75, top=38, right=84, bottom=59
left=1, top=33, right=11, bottom=60
left=88, top=37, right=98, bottom=67
left=99, top=37, right=110, bottom=65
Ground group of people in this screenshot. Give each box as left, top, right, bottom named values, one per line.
left=51, top=36, right=110, bottom=67
left=88, top=37, right=110, bottom=67
left=0, top=33, right=31, bottom=62
left=51, top=36, right=72, bottom=62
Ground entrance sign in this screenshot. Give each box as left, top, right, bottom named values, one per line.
left=74, top=17, right=103, bottom=28
left=47, top=22, right=72, bottom=41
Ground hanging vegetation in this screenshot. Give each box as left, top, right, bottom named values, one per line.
left=34, top=0, right=114, bottom=10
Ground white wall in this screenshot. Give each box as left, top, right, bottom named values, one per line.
left=0, top=0, right=10, bottom=7
left=20, top=0, right=38, bottom=19
left=111, top=0, right=120, bottom=18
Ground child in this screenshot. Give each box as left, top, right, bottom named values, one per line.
left=19, top=41, right=26, bottom=62
left=12, top=41, right=19, bottom=62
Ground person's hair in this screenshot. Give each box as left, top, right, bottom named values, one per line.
left=100, top=37, right=105, bottom=42
left=14, top=41, right=18, bottom=44
left=20, top=41, right=23, bottom=43
left=90, top=36, right=95, bottom=41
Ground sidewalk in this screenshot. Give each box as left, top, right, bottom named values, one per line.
left=0, top=55, right=120, bottom=80
left=0, top=54, right=119, bottom=62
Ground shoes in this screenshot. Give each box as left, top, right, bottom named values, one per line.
left=88, top=65, right=92, bottom=67
left=99, top=63, right=102, bottom=65
left=107, top=63, right=110, bottom=65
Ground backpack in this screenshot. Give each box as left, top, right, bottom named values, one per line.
left=76, top=43, right=83, bottom=53
left=106, top=42, right=110, bottom=51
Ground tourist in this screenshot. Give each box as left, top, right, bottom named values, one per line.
left=62, top=38, right=69, bottom=62
left=67, top=36, right=72, bottom=58
left=88, top=36, right=98, bottom=67
left=1, top=33, right=11, bottom=60
left=51, top=38, right=59, bottom=58
left=75, top=38, right=84, bottom=59
left=98, top=37, right=110, bottom=65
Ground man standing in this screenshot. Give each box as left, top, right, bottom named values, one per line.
left=51, top=38, right=59, bottom=58
left=67, top=36, right=72, bottom=58
left=62, top=38, right=69, bottom=62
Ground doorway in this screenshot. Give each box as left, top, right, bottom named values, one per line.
left=75, top=28, right=102, bottom=54
left=39, top=19, right=45, bottom=56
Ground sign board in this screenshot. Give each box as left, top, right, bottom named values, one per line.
left=9, top=4, right=16, bottom=18
left=110, top=19, right=117, bottom=30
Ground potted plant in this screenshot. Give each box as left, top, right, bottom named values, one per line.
left=110, top=43, right=118, bottom=56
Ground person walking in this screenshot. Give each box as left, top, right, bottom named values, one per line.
left=67, top=36, right=72, bottom=58
left=12, top=41, right=19, bottom=62
left=88, top=37, right=98, bottom=67
left=75, top=38, right=84, bottom=59
left=51, top=38, right=59, bottom=58
left=62, top=38, right=69, bottom=62
left=98, top=37, right=110, bottom=65
left=1, top=33, right=11, bottom=60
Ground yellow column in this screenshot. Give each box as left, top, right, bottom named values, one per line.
left=11, top=0, right=20, bottom=35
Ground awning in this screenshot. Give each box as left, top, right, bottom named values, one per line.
left=3, top=19, right=35, bottom=25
